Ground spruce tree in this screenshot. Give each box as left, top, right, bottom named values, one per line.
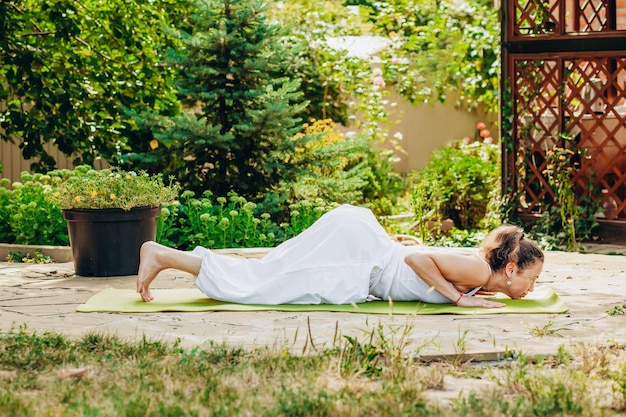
left=148, top=0, right=308, bottom=199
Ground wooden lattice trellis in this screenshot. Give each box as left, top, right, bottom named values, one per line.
left=503, top=0, right=626, bottom=223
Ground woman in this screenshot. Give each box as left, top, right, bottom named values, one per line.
left=137, top=204, right=544, bottom=308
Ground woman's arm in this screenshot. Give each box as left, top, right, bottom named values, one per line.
left=404, top=251, right=506, bottom=308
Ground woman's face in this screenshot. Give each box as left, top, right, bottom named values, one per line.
left=507, top=260, right=543, bottom=299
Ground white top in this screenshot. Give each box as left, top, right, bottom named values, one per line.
left=193, top=204, right=468, bottom=305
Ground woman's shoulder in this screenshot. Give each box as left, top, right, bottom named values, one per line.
left=421, top=247, right=479, bottom=256
left=405, top=247, right=487, bottom=270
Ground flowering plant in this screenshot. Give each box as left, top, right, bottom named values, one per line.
left=46, top=165, right=180, bottom=211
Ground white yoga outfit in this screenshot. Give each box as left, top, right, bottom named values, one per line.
left=193, top=204, right=468, bottom=305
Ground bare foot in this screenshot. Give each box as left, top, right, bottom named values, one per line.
left=136, top=241, right=166, bottom=302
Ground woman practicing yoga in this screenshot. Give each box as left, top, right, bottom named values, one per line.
left=137, top=204, right=544, bottom=308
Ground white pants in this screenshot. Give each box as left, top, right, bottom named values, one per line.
left=193, top=205, right=397, bottom=304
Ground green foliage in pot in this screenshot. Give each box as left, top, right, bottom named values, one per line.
left=46, top=165, right=180, bottom=211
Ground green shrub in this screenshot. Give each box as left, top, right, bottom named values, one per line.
left=526, top=144, right=600, bottom=252
left=158, top=192, right=335, bottom=251
left=367, top=0, right=500, bottom=114
left=0, top=179, right=12, bottom=243
left=278, top=199, right=339, bottom=241
left=265, top=119, right=404, bottom=216
left=133, top=0, right=308, bottom=200
left=168, top=192, right=280, bottom=250
left=411, top=131, right=499, bottom=233
left=0, top=173, right=68, bottom=246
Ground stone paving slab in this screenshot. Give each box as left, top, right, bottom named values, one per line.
left=0, top=249, right=624, bottom=360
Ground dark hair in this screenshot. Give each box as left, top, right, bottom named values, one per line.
left=479, top=224, right=544, bottom=271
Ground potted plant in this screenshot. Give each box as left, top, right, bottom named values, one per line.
left=47, top=165, right=180, bottom=277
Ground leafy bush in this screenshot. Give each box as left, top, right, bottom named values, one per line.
left=270, top=119, right=373, bottom=203
left=157, top=192, right=335, bottom=251
left=0, top=162, right=395, bottom=250
left=0, top=181, right=11, bottom=243
left=411, top=126, right=499, bottom=234
left=278, top=199, right=339, bottom=241
left=264, top=119, right=404, bottom=216
left=161, top=192, right=280, bottom=250
left=1, top=0, right=181, bottom=171
left=523, top=144, right=600, bottom=251
left=363, top=0, right=500, bottom=113
left=0, top=174, right=68, bottom=246
left=1, top=168, right=178, bottom=247
left=268, top=1, right=392, bottom=135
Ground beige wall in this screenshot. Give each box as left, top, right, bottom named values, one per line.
left=385, top=90, right=497, bottom=174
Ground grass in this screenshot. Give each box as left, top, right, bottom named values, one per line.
left=607, top=304, right=626, bottom=316
left=5, top=250, right=51, bottom=264
left=1, top=325, right=625, bottom=416
left=526, top=315, right=570, bottom=338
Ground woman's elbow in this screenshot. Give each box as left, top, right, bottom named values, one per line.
left=404, top=252, right=429, bottom=268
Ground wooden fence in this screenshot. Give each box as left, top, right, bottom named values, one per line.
left=1, top=139, right=107, bottom=184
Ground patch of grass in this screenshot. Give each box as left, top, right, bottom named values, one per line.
left=6, top=250, right=51, bottom=264
left=609, top=362, right=626, bottom=412
left=607, top=304, right=626, bottom=316
left=526, top=316, right=569, bottom=337
left=0, top=326, right=625, bottom=415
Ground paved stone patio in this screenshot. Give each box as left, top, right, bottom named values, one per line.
left=0, top=246, right=624, bottom=361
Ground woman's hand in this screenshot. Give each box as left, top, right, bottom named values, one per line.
left=456, top=296, right=506, bottom=308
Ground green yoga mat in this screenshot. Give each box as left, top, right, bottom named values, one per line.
left=77, top=285, right=568, bottom=315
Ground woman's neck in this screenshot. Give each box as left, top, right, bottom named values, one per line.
left=483, top=267, right=506, bottom=293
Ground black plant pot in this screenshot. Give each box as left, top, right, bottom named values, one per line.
left=63, top=207, right=161, bottom=277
